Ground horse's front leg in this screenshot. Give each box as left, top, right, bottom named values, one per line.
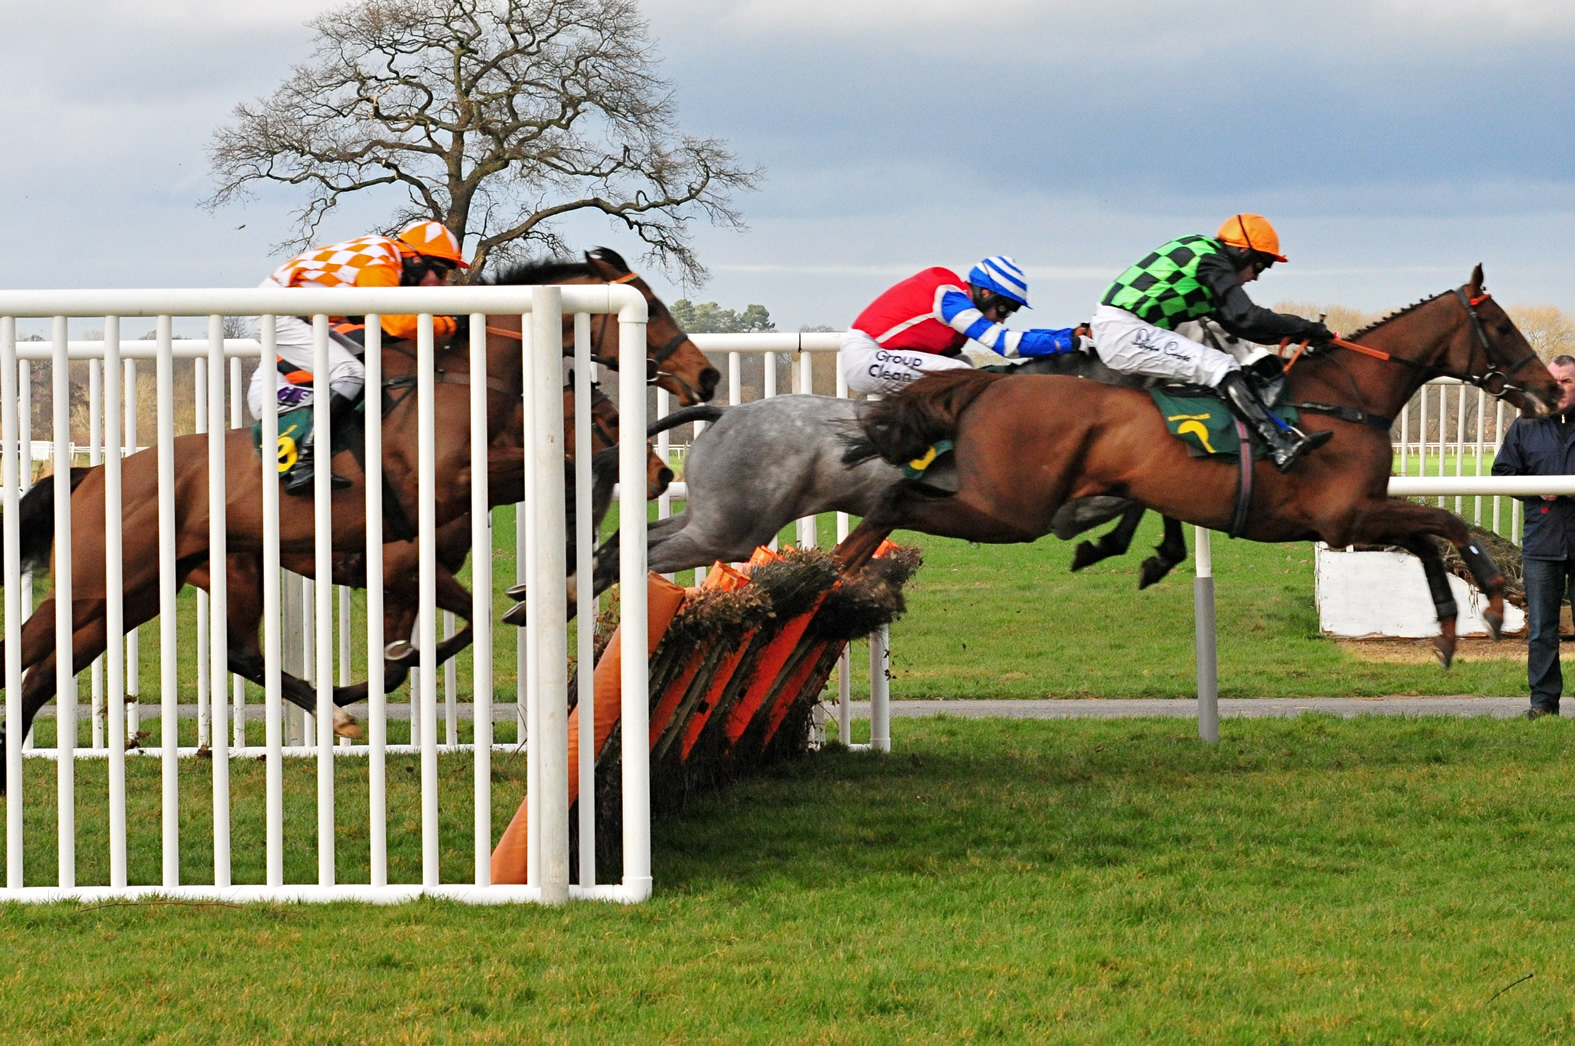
left=1346, top=497, right=1502, bottom=664
left=1398, top=536, right=1461, bottom=667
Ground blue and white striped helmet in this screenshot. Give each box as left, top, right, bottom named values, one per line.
left=967, top=256, right=1030, bottom=307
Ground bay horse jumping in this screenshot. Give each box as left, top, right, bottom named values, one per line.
left=839, top=266, right=1558, bottom=667
left=4, top=251, right=717, bottom=748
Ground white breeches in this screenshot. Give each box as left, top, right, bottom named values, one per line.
left=839, top=329, right=974, bottom=396
left=1089, top=304, right=1240, bottom=387
left=247, top=313, right=367, bottom=418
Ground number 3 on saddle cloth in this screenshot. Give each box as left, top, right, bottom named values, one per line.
left=249, top=396, right=363, bottom=482
left=249, top=386, right=419, bottom=542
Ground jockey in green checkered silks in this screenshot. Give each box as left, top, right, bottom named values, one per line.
left=1091, top=214, right=1337, bottom=472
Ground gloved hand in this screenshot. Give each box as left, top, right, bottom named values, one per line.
left=1015, top=328, right=1078, bottom=357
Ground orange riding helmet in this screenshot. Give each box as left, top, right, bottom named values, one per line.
left=395, top=220, right=470, bottom=269
left=1216, top=213, right=1288, bottom=263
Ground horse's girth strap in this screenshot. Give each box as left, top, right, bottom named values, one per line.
left=1229, top=420, right=1253, bottom=539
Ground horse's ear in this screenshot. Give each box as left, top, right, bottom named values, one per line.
left=584, top=247, right=631, bottom=280
left=1470, top=263, right=1486, bottom=296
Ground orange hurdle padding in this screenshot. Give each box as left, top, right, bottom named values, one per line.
left=491, top=573, right=687, bottom=885
left=648, top=562, right=748, bottom=748
left=759, top=637, right=837, bottom=748
left=722, top=593, right=828, bottom=744
left=675, top=546, right=783, bottom=757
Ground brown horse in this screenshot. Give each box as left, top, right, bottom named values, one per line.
left=839, top=266, right=1558, bottom=667
left=197, top=385, right=687, bottom=734
left=167, top=386, right=638, bottom=723
left=5, top=253, right=714, bottom=748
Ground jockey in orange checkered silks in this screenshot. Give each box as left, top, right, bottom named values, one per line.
left=247, top=220, right=469, bottom=494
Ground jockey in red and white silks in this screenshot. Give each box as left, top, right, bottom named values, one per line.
left=840, top=256, right=1082, bottom=396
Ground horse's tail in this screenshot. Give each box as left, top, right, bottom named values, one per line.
left=4, top=466, right=91, bottom=583
left=649, top=404, right=724, bottom=438
left=841, top=371, right=1005, bottom=467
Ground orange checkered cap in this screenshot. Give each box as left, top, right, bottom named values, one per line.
left=396, top=220, right=469, bottom=268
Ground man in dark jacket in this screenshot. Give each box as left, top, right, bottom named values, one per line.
left=1492, top=354, right=1575, bottom=717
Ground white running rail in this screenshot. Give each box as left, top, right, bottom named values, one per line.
left=0, top=284, right=650, bottom=904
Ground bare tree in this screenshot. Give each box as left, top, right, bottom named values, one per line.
left=206, top=0, right=759, bottom=282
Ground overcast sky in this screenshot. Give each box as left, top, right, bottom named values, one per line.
left=5, top=0, right=1574, bottom=329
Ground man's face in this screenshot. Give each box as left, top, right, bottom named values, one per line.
left=969, top=284, right=1019, bottom=323
left=1550, top=361, right=1575, bottom=412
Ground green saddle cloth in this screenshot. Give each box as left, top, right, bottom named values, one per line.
left=250, top=400, right=366, bottom=480
left=1149, top=385, right=1300, bottom=461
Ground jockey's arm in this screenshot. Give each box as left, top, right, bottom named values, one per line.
left=1195, top=253, right=1330, bottom=345
left=937, top=287, right=1078, bottom=359
left=354, top=264, right=458, bottom=341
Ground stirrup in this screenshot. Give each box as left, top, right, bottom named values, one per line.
left=1269, top=427, right=1333, bottom=473
left=283, top=466, right=351, bottom=496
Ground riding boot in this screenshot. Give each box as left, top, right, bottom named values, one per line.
left=1217, top=371, right=1332, bottom=473
left=283, top=432, right=352, bottom=497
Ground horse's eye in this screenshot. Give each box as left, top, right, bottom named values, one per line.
left=1495, top=322, right=1513, bottom=336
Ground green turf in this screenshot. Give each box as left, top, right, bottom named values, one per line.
left=3, top=715, right=1575, bottom=1044
left=880, top=512, right=1531, bottom=701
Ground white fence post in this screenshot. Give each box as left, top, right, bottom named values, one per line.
left=1194, top=526, right=1219, bottom=745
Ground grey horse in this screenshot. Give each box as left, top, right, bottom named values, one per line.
left=556, top=354, right=1186, bottom=615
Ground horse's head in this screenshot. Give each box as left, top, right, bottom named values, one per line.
left=646, top=440, right=675, bottom=499
left=579, top=380, right=673, bottom=497
left=584, top=248, right=720, bottom=406
left=1446, top=264, right=1559, bottom=417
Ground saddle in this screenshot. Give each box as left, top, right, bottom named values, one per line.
left=1149, top=382, right=1300, bottom=462
left=249, top=388, right=417, bottom=541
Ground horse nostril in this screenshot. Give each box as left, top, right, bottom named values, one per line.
left=659, top=468, right=674, bottom=484
left=699, top=367, right=720, bottom=400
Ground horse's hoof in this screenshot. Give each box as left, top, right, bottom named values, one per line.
left=384, top=640, right=416, bottom=663
left=195, top=744, right=211, bottom=760
left=1138, top=556, right=1169, bottom=590
left=502, top=601, right=528, bottom=627
left=504, top=581, right=528, bottom=600
left=333, top=708, right=364, bottom=740
left=1070, top=541, right=1098, bottom=573
left=1485, top=610, right=1504, bottom=642
left=1432, top=635, right=1456, bottom=669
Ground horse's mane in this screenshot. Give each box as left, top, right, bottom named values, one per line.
left=487, top=257, right=593, bottom=286
left=485, top=246, right=632, bottom=287
left=1345, top=291, right=1448, bottom=340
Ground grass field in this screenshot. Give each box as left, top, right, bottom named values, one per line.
left=882, top=511, right=1532, bottom=701
left=4, top=715, right=1575, bottom=1043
